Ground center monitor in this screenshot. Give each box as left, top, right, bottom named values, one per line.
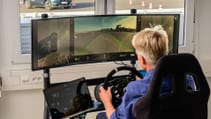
left=31, top=14, right=180, bottom=71
left=72, top=15, right=137, bottom=64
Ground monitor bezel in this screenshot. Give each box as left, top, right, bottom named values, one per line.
left=31, top=14, right=180, bottom=71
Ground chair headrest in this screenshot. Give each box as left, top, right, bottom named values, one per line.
left=133, top=53, right=210, bottom=119
left=147, top=53, right=210, bottom=98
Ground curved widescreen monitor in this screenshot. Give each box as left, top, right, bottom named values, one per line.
left=32, top=14, right=180, bottom=70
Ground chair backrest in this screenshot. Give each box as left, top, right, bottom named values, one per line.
left=133, top=53, right=210, bottom=119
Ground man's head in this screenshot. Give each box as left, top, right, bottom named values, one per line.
left=132, top=25, right=169, bottom=70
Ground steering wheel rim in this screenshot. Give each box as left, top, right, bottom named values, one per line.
left=103, top=66, right=143, bottom=89
left=95, top=66, right=143, bottom=108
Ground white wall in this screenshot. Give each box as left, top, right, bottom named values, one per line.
left=0, top=1, right=45, bottom=118
left=0, top=0, right=2, bottom=72
left=0, top=89, right=44, bottom=119
left=195, top=0, right=211, bottom=58
left=195, top=0, right=211, bottom=77
left=0, top=0, right=211, bottom=119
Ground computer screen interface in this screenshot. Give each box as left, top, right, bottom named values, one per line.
left=31, top=14, right=179, bottom=70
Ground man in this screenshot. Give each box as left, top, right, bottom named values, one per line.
left=97, top=25, right=195, bottom=119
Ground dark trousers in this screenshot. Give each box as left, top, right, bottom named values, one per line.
left=96, top=112, right=107, bottom=119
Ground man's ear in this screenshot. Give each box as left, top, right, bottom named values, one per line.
left=141, top=56, right=147, bottom=65
left=138, top=55, right=147, bottom=69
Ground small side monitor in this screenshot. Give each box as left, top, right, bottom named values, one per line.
left=43, top=77, right=94, bottom=119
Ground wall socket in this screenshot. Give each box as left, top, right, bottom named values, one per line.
left=20, top=75, right=43, bottom=85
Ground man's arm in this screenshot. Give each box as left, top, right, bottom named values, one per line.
left=99, top=86, right=115, bottom=119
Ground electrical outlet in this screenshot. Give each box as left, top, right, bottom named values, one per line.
left=31, top=76, right=43, bottom=84
left=20, top=76, right=30, bottom=84
left=20, top=75, right=43, bottom=85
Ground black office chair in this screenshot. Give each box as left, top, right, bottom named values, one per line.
left=133, top=53, right=210, bottom=119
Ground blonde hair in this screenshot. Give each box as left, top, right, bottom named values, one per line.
left=132, top=25, right=169, bottom=65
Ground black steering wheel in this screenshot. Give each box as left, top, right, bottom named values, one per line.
left=94, top=66, right=143, bottom=108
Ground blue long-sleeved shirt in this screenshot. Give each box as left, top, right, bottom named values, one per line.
left=110, top=69, right=195, bottom=119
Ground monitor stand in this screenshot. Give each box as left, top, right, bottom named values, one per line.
left=43, top=68, right=50, bottom=119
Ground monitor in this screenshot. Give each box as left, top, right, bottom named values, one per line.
left=32, top=17, right=74, bottom=70
left=31, top=14, right=180, bottom=70
left=137, top=14, right=179, bottom=53
left=43, top=77, right=94, bottom=119
left=72, top=15, right=137, bottom=64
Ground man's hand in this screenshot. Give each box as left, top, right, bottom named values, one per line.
left=99, top=86, right=112, bottom=104
left=136, top=76, right=142, bottom=80
left=99, top=86, right=115, bottom=119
